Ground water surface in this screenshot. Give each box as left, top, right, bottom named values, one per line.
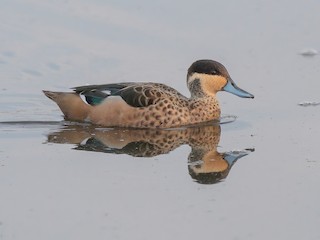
left=1, top=1, right=320, bottom=240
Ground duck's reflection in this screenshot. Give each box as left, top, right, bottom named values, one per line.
left=47, top=124, right=253, bottom=184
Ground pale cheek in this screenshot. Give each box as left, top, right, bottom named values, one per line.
left=213, top=76, right=228, bottom=91
left=202, top=76, right=227, bottom=94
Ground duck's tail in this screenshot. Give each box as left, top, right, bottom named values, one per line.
left=43, top=90, right=92, bottom=121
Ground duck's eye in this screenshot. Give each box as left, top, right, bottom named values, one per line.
left=211, top=70, right=218, bottom=75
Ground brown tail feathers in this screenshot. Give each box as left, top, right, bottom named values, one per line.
left=43, top=90, right=91, bottom=121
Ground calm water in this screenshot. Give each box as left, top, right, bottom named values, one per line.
left=1, top=1, right=320, bottom=239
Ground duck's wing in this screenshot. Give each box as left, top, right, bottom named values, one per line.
left=73, top=82, right=184, bottom=108
left=73, top=83, right=134, bottom=106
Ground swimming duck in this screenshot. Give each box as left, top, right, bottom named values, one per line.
left=43, top=59, right=254, bottom=128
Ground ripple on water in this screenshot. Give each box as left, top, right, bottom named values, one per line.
left=298, top=101, right=320, bottom=107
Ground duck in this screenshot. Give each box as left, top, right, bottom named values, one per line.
left=43, top=59, right=254, bottom=128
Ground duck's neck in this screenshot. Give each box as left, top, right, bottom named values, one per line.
left=188, top=96, right=221, bottom=124
left=188, top=78, right=207, bottom=98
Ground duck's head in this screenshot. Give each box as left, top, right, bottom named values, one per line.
left=187, top=60, right=254, bottom=98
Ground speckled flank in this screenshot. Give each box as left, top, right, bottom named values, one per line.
left=43, top=60, right=253, bottom=128
left=87, top=93, right=219, bottom=128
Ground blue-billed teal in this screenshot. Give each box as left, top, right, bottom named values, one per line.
left=43, top=59, right=254, bottom=128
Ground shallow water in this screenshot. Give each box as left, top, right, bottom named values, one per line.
left=1, top=1, right=320, bottom=240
